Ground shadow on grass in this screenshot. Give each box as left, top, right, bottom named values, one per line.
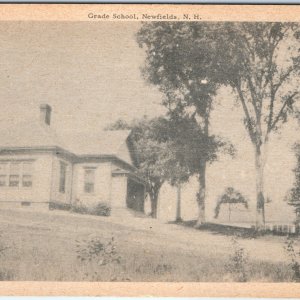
left=169, top=220, right=262, bottom=239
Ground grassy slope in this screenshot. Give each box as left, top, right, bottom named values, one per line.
left=0, top=209, right=295, bottom=282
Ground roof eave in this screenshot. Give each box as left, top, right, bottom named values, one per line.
left=0, top=147, right=137, bottom=171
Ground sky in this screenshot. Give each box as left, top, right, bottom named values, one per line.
left=0, top=21, right=299, bottom=221
left=0, top=21, right=164, bottom=133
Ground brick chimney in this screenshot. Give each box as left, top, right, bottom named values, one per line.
left=40, top=104, right=52, bottom=126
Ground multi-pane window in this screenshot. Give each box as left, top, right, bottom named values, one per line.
left=59, top=162, right=67, bottom=193
left=0, top=161, right=33, bottom=188
left=22, top=162, right=33, bottom=187
left=9, top=162, right=21, bottom=187
left=0, top=163, right=8, bottom=186
left=84, top=168, right=95, bottom=194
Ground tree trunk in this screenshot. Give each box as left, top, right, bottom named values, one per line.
left=149, top=188, right=160, bottom=218
left=255, top=145, right=266, bottom=230
left=195, top=161, right=206, bottom=227
left=176, top=183, right=182, bottom=222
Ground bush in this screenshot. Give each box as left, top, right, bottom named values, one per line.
left=49, top=202, right=71, bottom=211
left=284, top=236, right=300, bottom=282
left=92, top=202, right=111, bottom=216
left=71, top=200, right=111, bottom=217
left=76, top=235, right=126, bottom=281
left=225, top=236, right=249, bottom=282
left=70, top=203, right=89, bottom=214
left=76, top=235, right=121, bottom=265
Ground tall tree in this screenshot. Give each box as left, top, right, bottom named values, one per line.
left=106, top=116, right=191, bottom=218
left=200, top=23, right=300, bottom=229
left=138, top=22, right=300, bottom=229
left=137, top=23, right=234, bottom=226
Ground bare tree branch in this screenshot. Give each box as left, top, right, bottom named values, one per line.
left=268, top=91, right=299, bottom=133
left=263, top=25, right=290, bottom=93
left=273, top=67, right=295, bottom=94
left=267, top=62, right=295, bottom=135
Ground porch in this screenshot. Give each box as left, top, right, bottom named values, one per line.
left=111, top=169, right=145, bottom=217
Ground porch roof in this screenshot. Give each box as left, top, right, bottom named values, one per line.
left=112, top=167, right=145, bottom=185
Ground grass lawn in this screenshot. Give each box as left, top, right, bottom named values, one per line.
left=0, top=208, right=296, bottom=282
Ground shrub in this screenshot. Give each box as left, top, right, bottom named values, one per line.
left=70, top=203, right=89, bottom=214
left=284, top=236, right=300, bottom=282
left=225, top=236, right=249, bottom=282
left=76, top=235, right=126, bottom=281
left=76, top=236, right=121, bottom=265
left=71, top=200, right=111, bottom=217
left=49, top=202, right=71, bottom=211
left=92, top=202, right=111, bottom=216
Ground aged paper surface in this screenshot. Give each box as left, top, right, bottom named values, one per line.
left=0, top=3, right=300, bottom=297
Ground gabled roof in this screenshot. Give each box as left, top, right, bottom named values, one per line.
left=0, top=121, right=132, bottom=164
left=0, top=121, right=66, bottom=149
left=59, top=130, right=131, bottom=157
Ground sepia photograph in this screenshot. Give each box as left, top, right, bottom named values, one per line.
left=0, top=5, right=300, bottom=291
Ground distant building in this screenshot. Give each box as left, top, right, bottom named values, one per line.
left=0, top=104, right=145, bottom=215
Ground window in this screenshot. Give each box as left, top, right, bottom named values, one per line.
left=9, top=162, right=20, bottom=187
left=0, top=163, right=7, bottom=186
left=59, top=162, right=67, bottom=193
left=22, top=162, right=33, bottom=187
left=0, top=161, right=33, bottom=188
left=84, top=168, right=95, bottom=194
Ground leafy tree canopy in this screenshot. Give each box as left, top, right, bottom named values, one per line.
left=215, top=187, right=249, bottom=219
left=138, top=22, right=300, bottom=144
left=138, top=22, right=300, bottom=227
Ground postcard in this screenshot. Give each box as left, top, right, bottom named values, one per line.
left=0, top=3, right=299, bottom=297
